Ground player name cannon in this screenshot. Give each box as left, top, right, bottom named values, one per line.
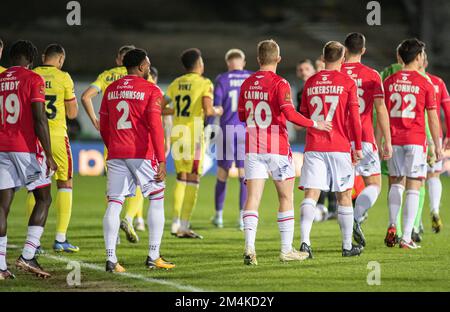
left=243, top=90, right=269, bottom=101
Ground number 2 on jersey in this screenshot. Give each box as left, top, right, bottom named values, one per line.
left=389, top=93, right=416, bottom=119
left=116, top=100, right=132, bottom=130
left=0, top=93, right=21, bottom=126
left=175, top=95, right=191, bottom=117
left=310, top=95, right=339, bottom=122
left=245, top=100, right=272, bottom=129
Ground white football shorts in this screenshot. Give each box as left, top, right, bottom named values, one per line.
left=388, top=145, right=427, bottom=179
left=244, top=153, right=295, bottom=181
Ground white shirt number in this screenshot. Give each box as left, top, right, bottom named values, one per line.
left=310, top=95, right=339, bottom=122
left=245, top=100, right=272, bottom=129
left=389, top=93, right=416, bottom=119
left=0, top=94, right=21, bottom=125
left=228, top=89, right=238, bottom=112
left=116, top=100, right=132, bottom=130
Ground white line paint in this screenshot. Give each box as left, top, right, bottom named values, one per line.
left=44, top=254, right=207, bottom=292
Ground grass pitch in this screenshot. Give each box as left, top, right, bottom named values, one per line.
left=1, top=175, right=450, bottom=292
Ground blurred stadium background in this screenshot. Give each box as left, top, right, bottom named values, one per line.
left=1, top=0, right=450, bottom=173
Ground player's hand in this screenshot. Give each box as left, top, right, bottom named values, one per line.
left=91, top=117, right=100, bottom=131
left=444, top=137, right=450, bottom=150
left=215, top=106, right=224, bottom=117
left=435, top=146, right=444, bottom=162
left=382, top=142, right=393, bottom=160
left=155, top=162, right=166, bottom=182
left=352, top=149, right=363, bottom=165
left=46, top=156, right=58, bottom=177
left=314, top=121, right=332, bottom=132
left=427, top=144, right=436, bottom=166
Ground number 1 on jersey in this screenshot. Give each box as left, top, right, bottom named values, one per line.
left=0, top=93, right=21, bottom=125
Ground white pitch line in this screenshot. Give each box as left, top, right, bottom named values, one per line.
left=44, top=254, right=207, bottom=292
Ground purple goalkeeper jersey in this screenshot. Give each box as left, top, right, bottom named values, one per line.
left=214, top=69, right=253, bottom=127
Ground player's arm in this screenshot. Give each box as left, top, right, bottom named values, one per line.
left=161, top=96, right=174, bottom=115
left=238, top=88, right=246, bottom=122
left=30, top=76, right=57, bottom=173
left=440, top=81, right=450, bottom=150
left=64, top=73, right=78, bottom=119
left=98, top=94, right=110, bottom=147
left=425, top=82, right=443, bottom=160
left=373, top=76, right=392, bottom=159
left=294, top=86, right=310, bottom=131
left=81, top=86, right=101, bottom=130
left=203, top=96, right=223, bottom=117
left=279, top=80, right=331, bottom=130
left=147, top=91, right=166, bottom=181
left=348, top=82, right=363, bottom=162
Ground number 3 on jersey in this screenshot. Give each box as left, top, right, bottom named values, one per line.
left=310, top=95, right=339, bottom=122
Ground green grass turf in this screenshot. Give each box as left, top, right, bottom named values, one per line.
left=1, top=174, right=449, bottom=291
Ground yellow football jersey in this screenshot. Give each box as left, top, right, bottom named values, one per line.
left=166, top=73, right=213, bottom=128
left=33, top=66, right=76, bottom=136
left=91, top=66, right=155, bottom=94
left=0, top=66, right=6, bottom=73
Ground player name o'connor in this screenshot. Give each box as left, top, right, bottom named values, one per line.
left=107, top=90, right=145, bottom=101
left=0, top=80, right=20, bottom=92
left=306, top=85, right=345, bottom=96
left=243, top=90, right=269, bottom=101
left=388, top=83, right=420, bottom=94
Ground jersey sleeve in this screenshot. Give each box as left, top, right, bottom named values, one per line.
left=425, top=80, right=437, bottom=110
left=277, top=79, right=295, bottom=109
left=372, top=71, right=384, bottom=99
left=202, top=79, right=214, bottom=99
left=63, top=72, right=76, bottom=101
left=440, top=80, right=450, bottom=138
left=213, top=76, right=224, bottom=106
left=90, top=71, right=106, bottom=93
left=165, top=81, right=175, bottom=102
left=299, top=84, right=309, bottom=117
left=238, top=84, right=246, bottom=122
left=278, top=80, right=314, bottom=128
left=146, top=87, right=165, bottom=163
left=30, top=75, right=46, bottom=103
left=348, top=80, right=362, bottom=150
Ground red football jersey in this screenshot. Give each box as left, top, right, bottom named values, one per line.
left=0, top=66, right=45, bottom=153
left=238, top=70, right=310, bottom=155
left=427, top=73, right=450, bottom=138
left=384, top=70, right=436, bottom=147
left=341, top=62, right=384, bottom=145
left=300, top=69, right=362, bottom=153
left=99, top=75, right=165, bottom=161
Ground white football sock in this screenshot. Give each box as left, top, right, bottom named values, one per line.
left=402, top=190, right=420, bottom=242
left=179, top=220, right=190, bottom=232
left=388, top=184, right=404, bottom=225
left=148, top=191, right=165, bottom=260
left=427, top=177, right=442, bottom=214
left=300, top=198, right=316, bottom=246
left=22, top=226, right=44, bottom=260
left=354, top=184, right=380, bottom=223
left=55, top=232, right=66, bottom=243
left=103, top=198, right=124, bottom=263
left=215, top=210, right=223, bottom=220
left=243, top=210, right=259, bottom=253
left=338, top=206, right=354, bottom=250
left=277, top=210, right=295, bottom=253
left=0, top=236, right=7, bottom=270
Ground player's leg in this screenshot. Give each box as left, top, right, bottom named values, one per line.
left=399, top=145, right=427, bottom=249
left=134, top=188, right=146, bottom=232
left=0, top=188, right=15, bottom=279
left=177, top=172, right=202, bottom=238
left=172, top=172, right=187, bottom=234
left=52, top=136, right=79, bottom=252
left=353, top=174, right=381, bottom=247
left=25, top=191, right=35, bottom=222
left=16, top=185, right=52, bottom=278
left=412, top=182, right=426, bottom=242
left=386, top=145, right=406, bottom=247
left=213, top=165, right=229, bottom=228
left=103, top=159, right=130, bottom=272
left=122, top=186, right=144, bottom=234
left=298, top=152, right=328, bottom=258
left=336, top=190, right=362, bottom=256
left=238, top=167, right=247, bottom=230
left=427, top=171, right=443, bottom=233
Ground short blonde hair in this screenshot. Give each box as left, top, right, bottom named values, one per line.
left=257, top=39, right=279, bottom=65
left=323, top=41, right=345, bottom=63
left=225, top=49, right=245, bottom=62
